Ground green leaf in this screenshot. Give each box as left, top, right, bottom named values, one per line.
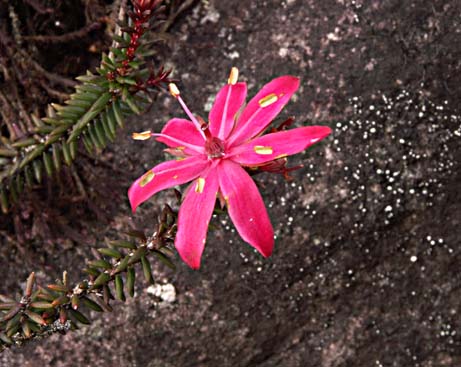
left=112, top=255, right=130, bottom=275
left=141, top=256, right=154, bottom=285
left=88, top=259, right=112, bottom=270
left=100, top=113, right=115, bottom=142
left=124, top=93, right=142, bottom=115
left=21, top=320, right=32, bottom=338
left=128, top=247, right=146, bottom=265
left=1, top=304, right=21, bottom=322
left=0, top=302, right=17, bottom=310
left=110, top=240, right=137, bottom=250
left=70, top=141, right=77, bottom=159
left=25, top=272, right=35, bottom=297
left=0, top=332, right=13, bottom=345
left=61, top=141, right=72, bottom=166
left=68, top=309, right=91, bottom=325
left=82, top=134, right=94, bottom=155
left=19, top=144, right=45, bottom=169
left=0, top=148, right=16, bottom=157
left=92, top=272, right=111, bottom=289
left=52, top=145, right=62, bottom=171
left=24, top=166, right=34, bottom=187
left=32, top=160, right=43, bottom=183
left=116, top=76, right=137, bottom=86
left=83, top=267, right=100, bottom=277
left=71, top=294, right=79, bottom=310
left=46, top=124, right=69, bottom=145
left=68, top=92, right=112, bottom=142
left=47, top=284, right=69, bottom=293
left=0, top=189, right=8, bottom=214
left=29, top=302, right=54, bottom=310
left=126, top=267, right=135, bottom=298
left=81, top=296, right=104, bottom=312
left=11, top=138, right=37, bottom=148
left=94, top=121, right=107, bottom=147
left=88, top=125, right=102, bottom=150
left=24, top=310, right=47, bottom=326
left=51, top=295, right=70, bottom=307
left=98, top=247, right=122, bottom=259
left=72, top=91, right=101, bottom=102
left=114, top=274, right=125, bottom=301
left=6, top=315, right=20, bottom=337
left=43, top=151, right=53, bottom=177
left=153, top=250, right=176, bottom=270
left=105, top=107, right=117, bottom=135
left=75, top=74, right=101, bottom=83
left=111, top=99, right=124, bottom=128
left=76, top=83, right=105, bottom=94
left=66, top=98, right=92, bottom=108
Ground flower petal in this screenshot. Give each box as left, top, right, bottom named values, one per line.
left=128, top=156, right=210, bottom=212
left=228, top=126, right=332, bottom=165
left=175, top=169, right=219, bottom=269
left=209, top=82, right=247, bottom=140
left=156, top=118, right=205, bottom=155
left=227, top=76, right=300, bottom=146
left=217, top=160, right=274, bottom=257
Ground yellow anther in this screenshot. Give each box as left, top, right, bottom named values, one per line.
left=258, top=93, right=278, bottom=108
left=195, top=177, right=206, bottom=193
left=132, top=130, right=152, bottom=140
left=139, top=171, right=155, bottom=187
left=173, top=175, right=178, bottom=179
left=254, top=146, right=273, bottom=155
left=168, top=83, right=180, bottom=98
left=228, top=67, right=239, bottom=85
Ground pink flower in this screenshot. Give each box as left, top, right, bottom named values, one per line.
left=128, top=68, right=331, bottom=269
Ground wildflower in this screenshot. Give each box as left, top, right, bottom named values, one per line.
left=128, top=67, right=331, bottom=269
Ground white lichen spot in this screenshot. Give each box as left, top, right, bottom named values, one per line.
left=147, top=283, right=176, bottom=303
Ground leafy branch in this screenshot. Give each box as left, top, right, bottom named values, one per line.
left=0, top=204, right=177, bottom=352
left=0, top=0, right=174, bottom=213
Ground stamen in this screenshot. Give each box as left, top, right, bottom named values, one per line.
left=151, top=133, right=204, bottom=154
left=195, top=177, right=206, bottom=193
left=132, top=130, right=152, bottom=140
left=228, top=67, right=239, bottom=85
left=258, top=93, right=278, bottom=108
left=168, top=83, right=180, bottom=98
left=254, top=146, right=273, bottom=155
left=139, top=171, right=155, bottom=187
left=275, top=153, right=288, bottom=159
left=168, top=83, right=206, bottom=139
left=176, top=96, right=207, bottom=140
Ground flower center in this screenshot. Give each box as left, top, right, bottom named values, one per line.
left=205, top=136, right=226, bottom=159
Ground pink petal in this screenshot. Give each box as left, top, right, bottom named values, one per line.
left=217, top=160, right=274, bottom=257
left=227, top=76, right=300, bottom=147
left=128, top=156, right=210, bottom=212
left=228, top=126, right=332, bottom=165
left=156, top=118, right=205, bottom=155
left=175, top=169, right=219, bottom=269
left=209, top=82, right=247, bottom=140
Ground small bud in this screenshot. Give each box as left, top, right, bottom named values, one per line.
left=228, top=67, right=239, bottom=85
left=168, top=83, right=180, bottom=98
left=132, top=131, right=152, bottom=140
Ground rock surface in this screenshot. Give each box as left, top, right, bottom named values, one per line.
left=2, top=0, right=461, bottom=366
